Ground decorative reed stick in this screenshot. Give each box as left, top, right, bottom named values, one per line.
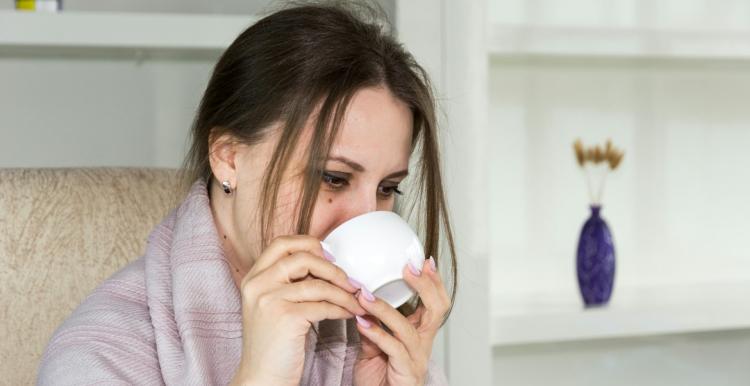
left=573, top=138, right=624, bottom=205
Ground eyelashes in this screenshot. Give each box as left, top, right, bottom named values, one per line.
left=379, top=185, right=404, bottom=196
left=321, top=171, right=348, bottom=189
left=321, top=171, right=403, bottom=197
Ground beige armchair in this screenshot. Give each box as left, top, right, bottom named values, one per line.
left=0, top=168, right=180, bottom=385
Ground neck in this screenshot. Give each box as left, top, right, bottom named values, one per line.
left=208, top=179, right=252, bottom=290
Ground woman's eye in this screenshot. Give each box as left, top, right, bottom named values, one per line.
left=322, top=172, right=348, bottom=189
left=378, top=185, right=403, bottom=197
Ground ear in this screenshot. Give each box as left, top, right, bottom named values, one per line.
left=208, top=129, right=240, bottom=188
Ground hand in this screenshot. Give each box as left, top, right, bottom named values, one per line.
left=352, top=256, right=450, bottom=386
left=229, top=235, right=366, bottom=386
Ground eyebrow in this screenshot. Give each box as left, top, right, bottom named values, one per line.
left=328, top=156, right=409, bottom=179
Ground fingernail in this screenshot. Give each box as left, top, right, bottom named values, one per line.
left=355, top=315, right=372, bottom=328
left=407, top=261, right=422, bottom=276
left=428, top=256, right=437, bottom=272
left=348, top=277, right=362, bottom=290
left=360, top=287, right=376, bottom=302
left=320, top=241, right=335, bottom=262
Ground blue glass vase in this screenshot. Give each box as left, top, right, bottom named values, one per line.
left=576, top=205, right=615, bottom=307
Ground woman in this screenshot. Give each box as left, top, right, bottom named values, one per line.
left=38, top=2, right=456, bottom=385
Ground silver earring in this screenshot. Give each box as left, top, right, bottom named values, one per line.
left=221, top=180, right=232, bottom=195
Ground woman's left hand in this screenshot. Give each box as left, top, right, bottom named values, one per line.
left=352, top=256, right=449, bottom=386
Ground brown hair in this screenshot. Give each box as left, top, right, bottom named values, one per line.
left=179, top=0, right=456, bottom=320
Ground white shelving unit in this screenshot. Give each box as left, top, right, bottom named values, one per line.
left=487, top=15, right=750, bottom=359
left=0, top=9, right=261, bottom=168
left=0, top=10, right=257, bottom=54
left=492, top=281, right=750, bottom=346
left=489, top=23, right=750, bottom=60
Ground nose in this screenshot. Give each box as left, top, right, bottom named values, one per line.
left=345, top=187, right=379, bottom=219
left=323, top=186, right=382, bottom=238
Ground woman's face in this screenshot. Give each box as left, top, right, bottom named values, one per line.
left=307, top=86, right=413, bottom=239
left=220, top=86, right=413, bottom=262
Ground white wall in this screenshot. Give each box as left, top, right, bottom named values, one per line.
left=0, top=57, right=213, bottom=168
left=397, top=0, right=492, bottom=384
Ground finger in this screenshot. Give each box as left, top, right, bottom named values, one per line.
left=355, top=316, right=384, bottom=360
left=292, top=301, right=355, bottom=323
left=279, top=252, right=359, bottom=292
left=354, top=315, right=413, bottom=368
left=357, top=289, right=421, bottom=361
left=424, top=255, right=452, bottom=326
left=406, top=305, right=425, bottom=327
left=241, top=251, right=359, bottom=304
left=403, top=258, right=450, bottom=334
left=275, top=279, right=366, bottom=316
left=423, top=255, right=448, bottom=292
left=258, top=251, right=358, bottom=293
left=250, top=235, right=329, bottom=275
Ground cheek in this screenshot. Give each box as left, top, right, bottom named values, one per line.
left=307, top=191, right=397, bottom=239
left=267, top=180, right=303, bottom=237
left=377, top=197, right=395, bottom=212
left=307, top=191, right=349, bottom=239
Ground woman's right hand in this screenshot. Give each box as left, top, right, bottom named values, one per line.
left=229, top=235, right=365, bottom=386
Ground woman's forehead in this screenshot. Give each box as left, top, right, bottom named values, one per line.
left=329, top=88, right=412, bottom=167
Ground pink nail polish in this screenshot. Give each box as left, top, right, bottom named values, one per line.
left=319, top=241, right=335, bottom=262
left=428, top=256, right=437, bottom=272
left=407, top=261, right=421, bottom=276
left=348, top=277, right=362, bottom=290
left=322, top=250, right=336, bottom=262
left=360, top=287, right=376, bottom=302
left=355, top=315, right=372, bottom=328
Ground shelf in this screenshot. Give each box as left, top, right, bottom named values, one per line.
left=0, top=10, right=257, bottom=56
left=489, top=24, right=750, bottom=60
left=492, top=281, right=750, bottom=347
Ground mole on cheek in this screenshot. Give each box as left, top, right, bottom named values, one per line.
left=327, top=198, right=333, bottom=203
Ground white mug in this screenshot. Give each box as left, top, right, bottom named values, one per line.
left=322, top=211, right=425, bottom=308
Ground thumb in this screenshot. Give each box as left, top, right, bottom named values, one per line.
left=356, top=316, right=383, bottom=360
left=406, top=306, right=425, bottom=327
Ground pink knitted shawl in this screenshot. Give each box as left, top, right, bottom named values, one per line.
left=37, top=179, right=448, bottom=385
